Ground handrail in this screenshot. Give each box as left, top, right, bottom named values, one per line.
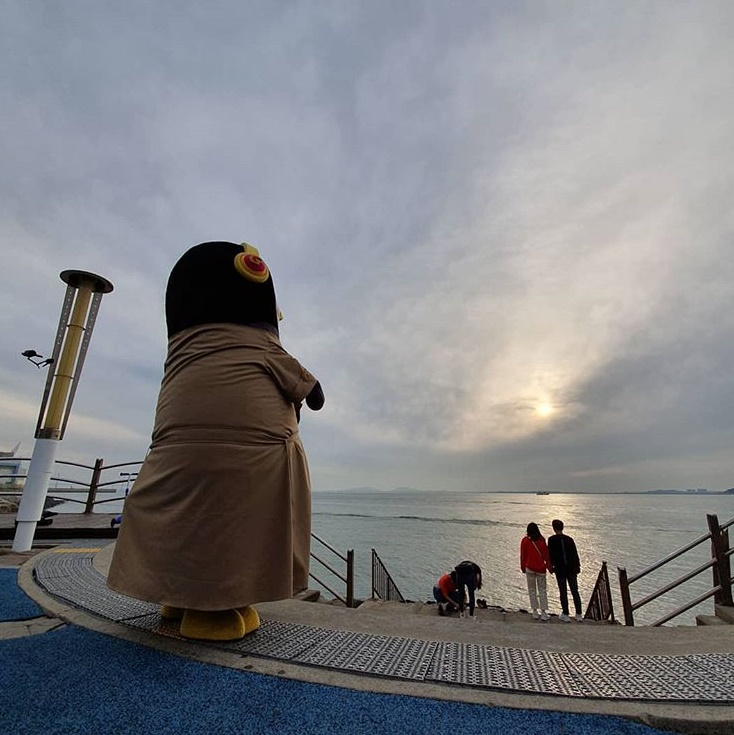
left=584, top=561, right=615, bottom=622
left=1, top=458, right=108, bottom=471
left=371, top=548, right=406, bottom=602
left=1, top=488, right=118, bottom=495
left=96, top=460, right=144, bottom=471
left=618, top=513, right=733, bottom=626
left=310, top=552, right=345, bottom=582
left=309, top=533, right=355, bottom=607
left=627, top=530, right=712, bottom=584
left=309, top=540, right=354, bottom=607
left=309, top=530, right=354, bottom=607
left=308, top=572, right=344, bottom=603
left=1, top=457, right=141, bottom=512
left=631, top=558, right=716, bottom=611
left=55, top=460, right=100, bottom=470
left=311, top=532, right=346, bottom=560
left=650, top=586, right=722, bottom=627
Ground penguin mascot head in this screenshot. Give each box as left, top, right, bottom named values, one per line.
left=165, top=241, right=279, bottom=339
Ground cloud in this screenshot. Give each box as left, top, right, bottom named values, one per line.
left=1, top=2, right=734, bottom=493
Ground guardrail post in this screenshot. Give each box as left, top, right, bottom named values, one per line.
left=603, top=561, right=615, bottom=623
left=371, top=549, right=377, bottom=599
left=708, top=514, right=733, bottom=606
left=618, top=567, right=635, bottom=626
left=722, top=526, right=732, bottom=605
left=83, top=458, right=104, bottom=514
left=346, top=549, right=354, bottom=608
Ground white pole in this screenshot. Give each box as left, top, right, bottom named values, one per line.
left=12, top=437, right=59, bottom=552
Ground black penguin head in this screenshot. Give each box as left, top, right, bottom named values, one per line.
left=165, top=241, right=279, bottom=338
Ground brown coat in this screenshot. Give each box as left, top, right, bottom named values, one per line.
left=107, top=323, right=318, bottom=610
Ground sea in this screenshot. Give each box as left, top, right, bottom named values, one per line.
left=50, top=486, right=734, bottom=627
left=310, top=490, right=734, bottom=627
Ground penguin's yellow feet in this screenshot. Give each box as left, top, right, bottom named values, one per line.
left=160, top=605, right=185, bottom=620
left=237, top=605, right=261, bottom=634
left=179, top=609, right=246, bottom=641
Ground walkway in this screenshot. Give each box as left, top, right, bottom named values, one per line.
left=28, top=547, right=734, bottom=704
left=2, top=543, right=734, bottom=734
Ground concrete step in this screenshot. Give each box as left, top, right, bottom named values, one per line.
left=695, top=614, right=728, bottom=626
left=714, top=603, right=734, bottom=624
left=293, top=588, right=321, bottom=603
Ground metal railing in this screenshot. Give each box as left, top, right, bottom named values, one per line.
left=618, top=514, right=733, bottom=626
left=2, top=455, right=356, bottom=607
left=584, top=561, right=615, bottom=622
left=371, top=548, right=406, bottom=602
left=309, top=533, right=355, bottom=607
left=0, top=456, right=141, bottom=512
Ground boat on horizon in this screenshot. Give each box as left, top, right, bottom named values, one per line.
left=536, top=491, right=550, bottom=495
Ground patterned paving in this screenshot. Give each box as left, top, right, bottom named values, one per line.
left=33, top=549, right=734, bottom=703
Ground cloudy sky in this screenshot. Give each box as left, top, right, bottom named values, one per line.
left=1, top=1, right=733, bottom=493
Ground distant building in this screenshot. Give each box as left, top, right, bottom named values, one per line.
left=0, top=443, right=22, bottom=487
left=0, top=441, right=20, bottom=458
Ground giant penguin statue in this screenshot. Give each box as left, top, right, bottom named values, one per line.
left=107, top=241, right=324, bottom=641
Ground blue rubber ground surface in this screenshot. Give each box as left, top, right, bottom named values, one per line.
left=0, top=625, right=679, bottom=735
left=0, top=568, right=44, bottom=621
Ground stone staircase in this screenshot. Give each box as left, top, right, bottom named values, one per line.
left=696, top=602, right=734, bottom=626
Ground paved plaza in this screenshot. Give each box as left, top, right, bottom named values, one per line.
left=1, top=543, right=733, bottom=734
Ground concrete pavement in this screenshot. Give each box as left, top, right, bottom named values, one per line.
left=2, top=542, right=733, bottom=734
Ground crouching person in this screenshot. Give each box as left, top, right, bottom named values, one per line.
left=433, top=570, right=461, bottom=616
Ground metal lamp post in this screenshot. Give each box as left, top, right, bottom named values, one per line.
left=13, top=270, right=113, bottom=552
left=120, top=471, right=138, bottom=494
left=110, top=471, right=138, bottom=529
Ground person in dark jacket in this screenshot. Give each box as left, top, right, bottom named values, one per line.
left=547, top=519, right=583, bottom=622
left=454, top=560, right=482, bottom=618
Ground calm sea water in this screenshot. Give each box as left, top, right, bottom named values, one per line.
left=311, top=491, right=734, bottom=626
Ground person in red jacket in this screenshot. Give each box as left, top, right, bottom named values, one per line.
left=520, top=522, right=553, bottom=621
left=432, top=570, right=461, bottom=616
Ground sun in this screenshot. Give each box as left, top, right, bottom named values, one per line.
left=535, top=403, right=554, bottom=418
